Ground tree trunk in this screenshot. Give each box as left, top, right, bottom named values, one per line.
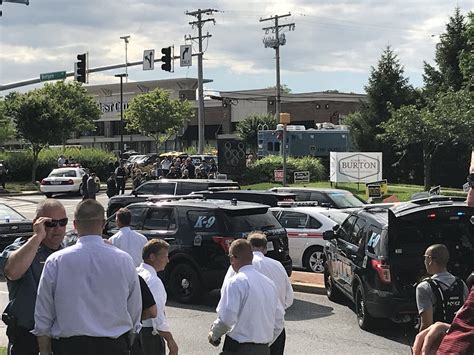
left=423, top=148, right=432, bottom=191
left=31, top=146, right=41, bottom=183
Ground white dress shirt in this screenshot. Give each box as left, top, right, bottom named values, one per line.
left=211, top=265, right=285, bottom=344
left=109, top=226, right=148, bottom=267
left=137, top=262, right=170, bottom=332
left=223, top=251, right=294, bottom=309
left=34, top=235, right=142, bottom=338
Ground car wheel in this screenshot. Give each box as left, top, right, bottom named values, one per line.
left=355, top=284, right=375, bottom=330
left=168, top=264, right=203, bottom=304
left=303, top=246, right=325, bottom=273
left=324, top=267, right=343, bottom=302
left=45, top=192, right=53, bottom=198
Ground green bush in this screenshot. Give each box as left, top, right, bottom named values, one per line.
left=241, top=155, right=325, bottom=184
left=0, top=148, right=116, bottom=182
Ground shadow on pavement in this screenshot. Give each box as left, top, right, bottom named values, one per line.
left=285, top=298, right=333, bottom=321
left=167, top=289, right=220, bottom=313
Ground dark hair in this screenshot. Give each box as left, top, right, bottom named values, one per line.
left=116, top=208, right=132, bottom=226
left=143, top=239, right=169, bottom=261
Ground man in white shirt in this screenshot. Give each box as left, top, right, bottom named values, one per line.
left=222, top=232, right=293, bottom=355
left=137, top=239, right=178, bottom=355
left=33, top=199, right=142, bottom=355
left=209, top=239, right=285, bottom=355
left=109, top=208, right=148, bottom=267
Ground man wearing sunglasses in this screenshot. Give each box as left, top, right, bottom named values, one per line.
left=0, top=199, right=67, bottom=355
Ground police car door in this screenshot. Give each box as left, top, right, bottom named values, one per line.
left=344, top=218, right=366, bottom=294
left=333, top=215, right=357, bottom=293
left=278, top=210, right=309, bottom=268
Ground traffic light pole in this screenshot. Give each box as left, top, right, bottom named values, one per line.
left=114, top=73, right=127, bottom=157
left=186, top=8, right=217, bottom=154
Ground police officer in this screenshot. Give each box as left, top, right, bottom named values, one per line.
left=0, top=199, right=67, bottom=355
left=115, top=162, right=127, bottom=195
left=416, top=244, right=469, bottom=332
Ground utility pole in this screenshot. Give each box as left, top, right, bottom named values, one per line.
left=186, top=8, right=217, bottom=154
left=260, top=13, right=295, bottom=187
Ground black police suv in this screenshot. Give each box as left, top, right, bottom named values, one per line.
left=322, top=197, right=474, bottom=330
left=106, top=179, right=240, bottom=217
left=269, top=187, right=366, bottom=208
left=103, top=197, right=292, bottom=303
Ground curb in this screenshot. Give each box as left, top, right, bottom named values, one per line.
left=291, top=282, right=326, bottom=295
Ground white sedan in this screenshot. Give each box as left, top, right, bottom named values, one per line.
left=270, top=206, right=349, bottom=273
left=40, top=167, right=100, bottom=198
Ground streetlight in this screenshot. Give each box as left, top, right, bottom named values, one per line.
left=115, top=73, right=128, bottom=158
left=120, top=35, right=130, bottom=83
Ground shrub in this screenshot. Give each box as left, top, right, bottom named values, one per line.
left=240, top=155, right=325, bottom=184
left=0, top=148, right=116, bottom=182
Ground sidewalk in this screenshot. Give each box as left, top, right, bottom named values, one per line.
left=290, top=271, right=325, bottom=295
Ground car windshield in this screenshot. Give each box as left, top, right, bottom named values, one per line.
left=0, top=204, right=26, bottom=221
left=224, top=212, right=282, bottom=233
left=49, top=169, right=77, bottom=178
left=328, top=192, right=365, bottom=208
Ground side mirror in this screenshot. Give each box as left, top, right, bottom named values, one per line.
left=323, top=230, right=336, bottom=240
left=332, top=224, right=340, bottom=232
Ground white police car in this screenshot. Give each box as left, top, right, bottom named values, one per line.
left=40, top=166, right=100, bottom=198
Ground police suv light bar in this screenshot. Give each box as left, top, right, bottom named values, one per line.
left=277, top=201, right=319, bottom=207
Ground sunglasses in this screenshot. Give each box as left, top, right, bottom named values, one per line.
left=44, top=218, right=68, bottom=228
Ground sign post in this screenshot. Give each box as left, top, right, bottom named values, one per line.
left=40, top=71, right=66, bottom=82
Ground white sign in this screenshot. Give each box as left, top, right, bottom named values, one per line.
left=143, top=49, right=155, bottom=70
left=330, top=152, right=383, bottom=183
left=274, top=170, right=283, bottom=182
left=180, top=45, right=192, bottom=67
left=294, top=171, right=310, bottom=183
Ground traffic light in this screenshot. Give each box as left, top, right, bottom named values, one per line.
left=161, top=46, right=172, bottom=72
left=75, top=53, right=87, bottom=83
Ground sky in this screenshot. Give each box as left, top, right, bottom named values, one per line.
left=0, top=0, right=472, bottom=95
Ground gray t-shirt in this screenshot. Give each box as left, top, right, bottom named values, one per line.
left=416, top=271, right=469, bottom=315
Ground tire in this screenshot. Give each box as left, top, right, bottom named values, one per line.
left=355, top=283, right=375, bottom=330
left=168, top=264, right=203, bottom=304
left=303, top=246, right=325, bottom=273
left=324, top=267, right=343, bottom=302
left=44, top=192, right=53, bottom=198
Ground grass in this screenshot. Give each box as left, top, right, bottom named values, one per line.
left=0, top=347, right=5, bottom=355
left=241, top=181, right=467, bottom=202
left=2, top=181, right=40, bottom=193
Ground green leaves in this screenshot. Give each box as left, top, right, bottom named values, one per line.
left=236, top=114, right=277, bottom=153
left=124, top=88, right=194, bottom=149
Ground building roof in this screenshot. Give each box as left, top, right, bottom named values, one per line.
left=84, top=78, right=212, bottom=96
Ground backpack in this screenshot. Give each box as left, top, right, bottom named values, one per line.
left=427, top=277, right=465, bottom=323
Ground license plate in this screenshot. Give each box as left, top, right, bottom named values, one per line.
left=51, top=181, right=61, bottom=185
left=267, top=241, right=274, bottom=251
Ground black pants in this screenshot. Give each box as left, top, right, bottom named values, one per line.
left=222, top=335, right=270, bottom=355
left=140, top=327, right=166, bottom=355
left=52, top=333, right=129, bottom=355
left=270, top=328, right=286, bottom=355
left=116, top=178, right=126, bottom=194
left=6, top=325, right=38, bottom=355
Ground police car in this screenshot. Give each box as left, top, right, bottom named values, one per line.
left=40, top=166, right=100, bottom=198
left=270, top=202, right=349, bottom=273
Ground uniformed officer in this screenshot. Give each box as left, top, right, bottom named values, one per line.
left=0, top=199, right=67, bottom=355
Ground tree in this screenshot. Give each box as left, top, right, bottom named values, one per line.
left=3, top=82, right=100, bottom=182
left=423, top=8, right=468, bottom=98
left=265, top=84, right=292, bottom=94
left=459, top=12, right=474, bottom=90
left=379, top=89, right=474, bottom=190
left=343, top=46, right=416, bottom=181
left=124, top=88, right=194, bottom=151
left=236, top=114, right=277, bottom=154
left=0, top=100, right=16, bottom=145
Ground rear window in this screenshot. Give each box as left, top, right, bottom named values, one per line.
left=224, top=212, right=282, bottom=234
left=49, top=169, right=77, bottom=178
left=328, top=192, right=365, bottom=208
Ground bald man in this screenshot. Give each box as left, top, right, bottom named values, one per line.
left=209, top=239, right=284, bottom=355
left=416, top=244, right=468, bottom=332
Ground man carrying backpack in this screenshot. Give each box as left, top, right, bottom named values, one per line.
left=416, top=244, right=469, bottom=332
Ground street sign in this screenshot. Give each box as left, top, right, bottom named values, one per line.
left=180, top=45, right=192, bottom=67
left=294, top=171, right=310, bottom=183
left=143, top=49, right=155, bottom=70
left=274, top=170, right=284, bottom=182
left=40, top=71, right=66, bottom=82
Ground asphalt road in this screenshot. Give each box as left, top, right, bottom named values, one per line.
left=0, top=192, right=416, bottom=353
